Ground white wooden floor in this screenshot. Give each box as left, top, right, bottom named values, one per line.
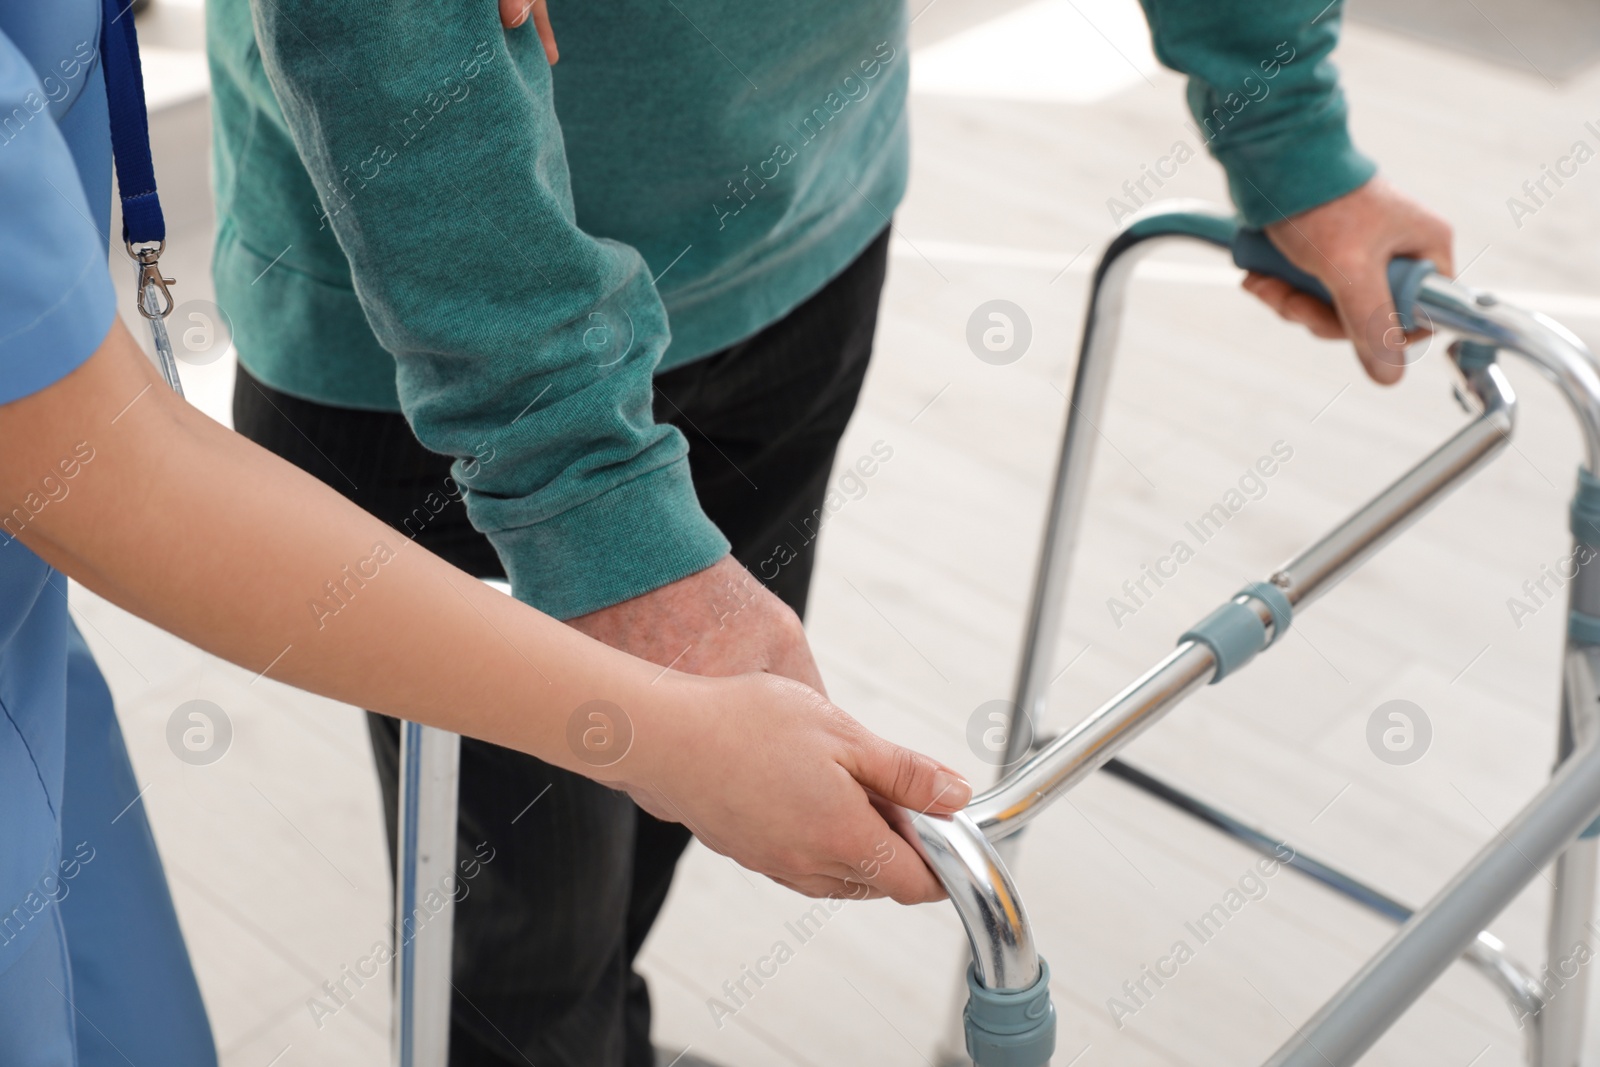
left=88, top=2, right=1600, bottom=1065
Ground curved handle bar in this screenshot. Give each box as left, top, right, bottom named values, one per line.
left=1232, top=226, right=1436, bottom=331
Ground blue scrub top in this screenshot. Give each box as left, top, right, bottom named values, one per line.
left=0, top=0, right=120, bottom=969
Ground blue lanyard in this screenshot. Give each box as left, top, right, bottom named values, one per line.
left=100, top=0, right=163, bottom=247
left=99, top=0, right=183, bottom=392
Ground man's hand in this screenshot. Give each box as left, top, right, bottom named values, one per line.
left=499, top=0, right=559, bottom=64
left=566, top=555, right=827, bottom=695
left=1242, top=177, right=1454, bottom=385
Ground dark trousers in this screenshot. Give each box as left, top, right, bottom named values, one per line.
left=231, top=227, right=890, bottom=1067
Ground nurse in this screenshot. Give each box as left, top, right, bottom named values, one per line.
left=0, top=4, right=972, bottom=1063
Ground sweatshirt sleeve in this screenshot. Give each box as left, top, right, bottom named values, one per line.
left=1138, top=0, right=1377, bottom=226
left=247, top=0, right=727, bottom=619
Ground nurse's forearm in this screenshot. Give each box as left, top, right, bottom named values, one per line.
left=0, top=320, right=662, bottom=782
left=0, top=320, right=972, bottom=903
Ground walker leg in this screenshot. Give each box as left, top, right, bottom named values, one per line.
left=913, top=811, right=1054, bottom=1067
left=935, top=206, right=1238, bottom=1064
left=933, top=836, right=1033, bottom=1067
left=1544, top=836, right=1597, bottom=1067
left=392, top=579, right=511, bottom=1066
left=1005, top=207, right=1236, bottom=763
left=392, top=721, right=461, bottom=1067
left=1542, top=616, right=1600, bottom=1065
left=1540, top=501, right=1600, bottom=1067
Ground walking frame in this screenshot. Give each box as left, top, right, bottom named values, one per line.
left=390, top=201, right=1600, bottom=1067
left=919, top=201, right=1600, bottom=1067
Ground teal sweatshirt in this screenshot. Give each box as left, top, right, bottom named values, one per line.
left=207, top=0, right=1374, bottom=619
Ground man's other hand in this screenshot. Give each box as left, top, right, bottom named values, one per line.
left=1242, top=177, right=1454, bottom=386
left=499, top=0, right=559, bottom=64
left=566, top=555, right=827, bottom=695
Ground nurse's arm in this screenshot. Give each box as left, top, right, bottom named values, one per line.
left=0, top=318, right=969, bottom=904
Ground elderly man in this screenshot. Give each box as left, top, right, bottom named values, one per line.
left=205, top=0, right=1450, bottom=1062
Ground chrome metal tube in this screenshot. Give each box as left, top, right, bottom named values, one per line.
left=973, top=641, right=1216, bottom=839
left=393, top=578, right=508, bottom=1067
left=1415, top=275, right=1600, bottom=470
left=1005, top=202, right=1237, bottom=767
left=970, top=362, right=1515, bottom=842
left=1269, top=361, right=1515, bottom=610
left=1467, top=932, right=1547, bottom=1065
left=912, top=811, right=1041, bottom=990
left=1263, top=649, right=1600, bottom=1067
left=1541, top=840, right=1597, bottom=1067
left=393, top=722, right=461, bottom=1067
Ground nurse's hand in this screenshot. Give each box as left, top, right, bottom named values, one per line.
left=1241, top=177, right=1454, bottom=385
left=499, top=0, right=559, bottom=64
left=621, top=671, right=971, bottom=903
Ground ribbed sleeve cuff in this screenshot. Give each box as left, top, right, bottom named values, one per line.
left=490, top=458, right=730, bottom=620
left=1214, top=114, right=1377, bottom=227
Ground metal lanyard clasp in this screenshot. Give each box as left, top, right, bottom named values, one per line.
left=129, top=240, right=175, bottom=319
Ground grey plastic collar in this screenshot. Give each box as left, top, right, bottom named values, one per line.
left=1454, top=340, right=1499, bottom=373
left=964, top=959, right=1056, bottom=1067
left=1239, top=580, right=1293, bottom=647
left=1572, top=468, right=1600, bottom=547
left=1179, top=584, right=1294, bottom=683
